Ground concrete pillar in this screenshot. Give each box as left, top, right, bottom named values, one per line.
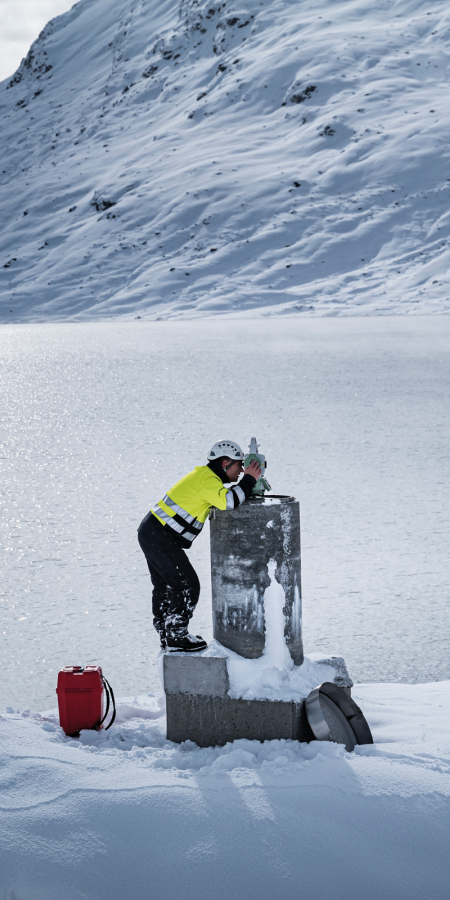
left=210, top=495, right=303, bottom=665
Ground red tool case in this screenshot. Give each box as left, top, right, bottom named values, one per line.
left=57, top=665, right=104, bottom=736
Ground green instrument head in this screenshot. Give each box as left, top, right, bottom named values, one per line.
left=244, top=437, right=272, bottom=496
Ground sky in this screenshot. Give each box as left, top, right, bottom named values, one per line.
left=0, top=0, right=74, bottom=82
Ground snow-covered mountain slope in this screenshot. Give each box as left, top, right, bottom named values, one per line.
left=1, top=0, right=450, bottom=321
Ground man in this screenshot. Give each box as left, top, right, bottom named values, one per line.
left=138, top=440, right=262, bottom=653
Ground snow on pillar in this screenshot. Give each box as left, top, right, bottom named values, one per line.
left=210, top=495, right=303, bottom=666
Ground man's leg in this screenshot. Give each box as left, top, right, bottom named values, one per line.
left=164, top=569, right=200, bottom=642
left=138, top=522, right=200, bottom=643
left=144, top=559, right=170, bottom=645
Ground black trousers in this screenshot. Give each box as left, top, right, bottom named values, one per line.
left=137, top=514, right=200, bottom=642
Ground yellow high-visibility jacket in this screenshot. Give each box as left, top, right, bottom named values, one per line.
left=150, top=465, right=253, bottom=546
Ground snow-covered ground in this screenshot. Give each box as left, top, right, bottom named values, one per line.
left=187, top=641, right=352, bottom=701
left=1, top=314, right=449, bottom=894
left=1, top=0, right=450, bottom=321
left=1, top=681, right=449, bottom=900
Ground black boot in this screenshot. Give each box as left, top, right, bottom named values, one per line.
left=166, top=633, right=207, bottom=653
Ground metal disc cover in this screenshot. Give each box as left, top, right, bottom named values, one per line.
left=305, top=682, right=373, bottom=752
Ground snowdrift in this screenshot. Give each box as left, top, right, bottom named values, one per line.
left=1, top=682, right=449, bottom=900
left=1, top=0, right=450, bottom=321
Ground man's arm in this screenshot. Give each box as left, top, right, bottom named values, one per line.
left=225, top=460, right=261, bottom=509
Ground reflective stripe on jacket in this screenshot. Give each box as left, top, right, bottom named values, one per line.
left=151, top=466, right=252, bottom=544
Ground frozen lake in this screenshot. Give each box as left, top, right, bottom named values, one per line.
left=1, top=317, right=449, bottom=711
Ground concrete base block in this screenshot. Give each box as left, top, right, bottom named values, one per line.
left=164, top=655, right=229, bottom=698
left=163, top=654, right=352, bottom=747
left=166, top=692, right=314, bottom=746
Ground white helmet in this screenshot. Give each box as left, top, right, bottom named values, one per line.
left=207, top=439, right=244, bottom=461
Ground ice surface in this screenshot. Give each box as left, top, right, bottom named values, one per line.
left=1, top=0, right=450, bottom=320
left=0, top=682, right=449, bottom=900
left=1, top=317, right=450, bottom=710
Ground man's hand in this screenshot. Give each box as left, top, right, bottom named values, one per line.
left=244, top=460, right=262, bottom=481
